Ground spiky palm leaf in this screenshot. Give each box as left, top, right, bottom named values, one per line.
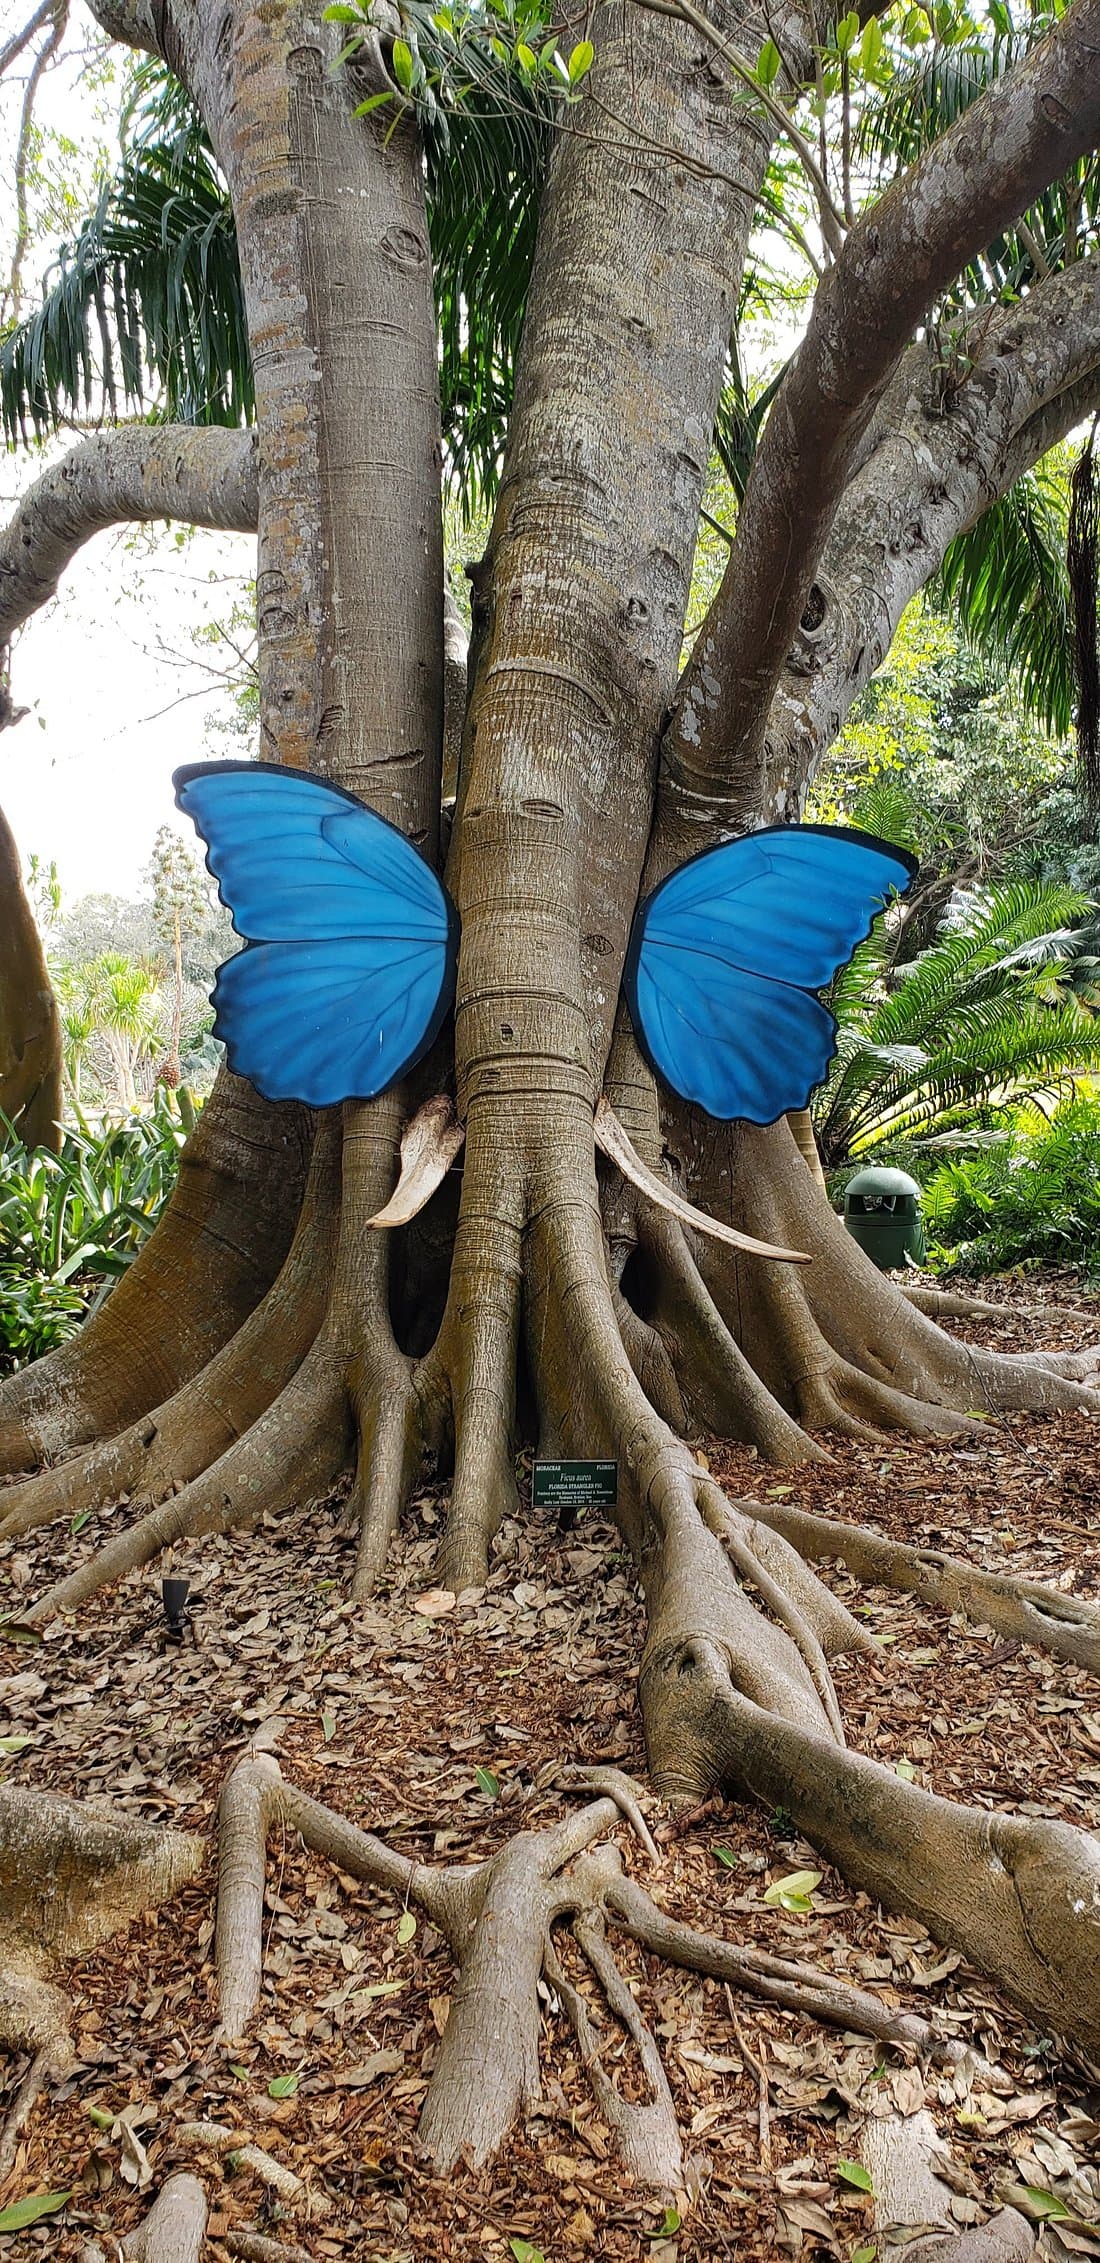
left=934, top=464, right=1075, bottom=738
left=813, top=877, right=1100, bottom=1163
left=1, top=49, right=549, bottom=494
left=1, top=77, right=250, bottom=440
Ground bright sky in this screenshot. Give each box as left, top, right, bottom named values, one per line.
left=1, top=0, right=255, bottom=905
left=2, top=512, right=254, bottom=898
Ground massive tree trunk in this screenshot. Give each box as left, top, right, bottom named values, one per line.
left=0, top=804, right=61, bottom=1153
left=3, top=0, right=1100, bottom=2183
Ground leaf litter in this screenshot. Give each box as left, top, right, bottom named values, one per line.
left=0, top=1272, right=1097, bottom=2260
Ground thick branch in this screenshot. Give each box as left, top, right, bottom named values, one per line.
left=667, top=0, right=1100, bottom=795
left=0, top=426, right=257, bottom=659
left=83, top=0, right=164, bottom=56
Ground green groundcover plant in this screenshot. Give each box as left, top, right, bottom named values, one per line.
left=0, top=1096, right=191, bottom=1371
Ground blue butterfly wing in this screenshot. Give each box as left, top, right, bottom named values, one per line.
left=174, top=761, right=458, bottom=1106
left=626, top=824, right=916, bottom=1124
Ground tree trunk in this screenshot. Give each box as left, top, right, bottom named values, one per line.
left=4, top=0, right=1100, bottom=2183
left=0, top=802, right=62, bottom=1152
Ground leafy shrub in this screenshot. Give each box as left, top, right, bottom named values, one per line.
left=919, top=1098, right=1100, bottom=1280
left=0, top=1097, right=189, bottom=1371
left=813, top=877, right=1100, bottom=1165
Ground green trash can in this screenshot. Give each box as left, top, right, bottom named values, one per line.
left=842, top=1165, right=926, bottom=1270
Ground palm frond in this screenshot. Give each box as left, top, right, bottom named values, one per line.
left=2, top=45, right=549, bottom=489
left=1, top=80, right=250, bottom=441
left=934, top=465, right=1075, bottom=737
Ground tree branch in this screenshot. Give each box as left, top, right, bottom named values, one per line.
left=0, top=0, right=58, bottom=80
left=759, top=257, right=1100, bottom=817
left=0, top=424, right=257, bottom=672
left=666, top=0, right=1100, bottom=801
left=4, top=2, right=68, bottom=322
left=82, top=0, right=165, bottom=56
left=649, top=254, right=1100, bottom=850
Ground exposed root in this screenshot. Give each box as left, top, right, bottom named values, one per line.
left=746, top=1492, right=1100, bottom=1673
left=599, top=1851, right=944, bottom=2056
left=120, top=2172, right=208, bottom=2263
left=545, top=1915, right=683, bottom=2189
left=0, top=2037, right=67, bottom=2177
left=0, top=1123, right=340, bottom=1547
left=0, top=1076, right=311, bottom=1479
left=0, top=1788, right=202, bottom=2169
left=178, top=2122, right=306, bottom=2212
left=901, top=1282, right=1098, bottom=1327
left=431, top=1110, right=525, bottom=1594
left=656, top=1662, right=1100, bottom=2056
left=213, top=1754, right=937, bottom=2178
left=20, top=1344, right=350, bottom=1624
left=861, top=2109, right=1036, bottom=2261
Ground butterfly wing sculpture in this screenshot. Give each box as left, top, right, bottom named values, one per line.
left=625, top=824, right=917, bottom=1124
left=176, top=762, right=914, bottom=1138
left=173, top=761, right=458, bottom=1107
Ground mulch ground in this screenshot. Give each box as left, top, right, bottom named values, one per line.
left=1, top=1273, right=1098, bottom=2262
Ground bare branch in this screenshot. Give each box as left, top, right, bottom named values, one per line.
left=0, top=0, right=58, bottom=80
left=0, top=424, right=257, bottom=675
left=4, top=2, right=68, bottom=322
left=667, top=0, right=1100, bottom=801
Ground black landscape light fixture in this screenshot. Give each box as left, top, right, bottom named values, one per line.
left=161, top=1572, right=191, bottom=1641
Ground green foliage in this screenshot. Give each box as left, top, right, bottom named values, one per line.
left=813, top=877, right=1100, bottom=1165
left=935, top=462, right=1075, bottom=740
left=0, top=1097, right=188, bottom=1372
left=1, top=67, right=250, bottom=441
left=920, top=1096, right=1100, bottom=1279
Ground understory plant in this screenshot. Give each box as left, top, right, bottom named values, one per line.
left=921, top=1097, right=1100, bottom=1280
left=813, top=877, right=1100, bottom=1166
left=0, top=1099, right=189, bottom=1370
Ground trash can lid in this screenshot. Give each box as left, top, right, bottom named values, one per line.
left=843, top=1165, right=922, bottom=1201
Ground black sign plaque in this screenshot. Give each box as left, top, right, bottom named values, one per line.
left=532, top=1459, right=618, bottom=1512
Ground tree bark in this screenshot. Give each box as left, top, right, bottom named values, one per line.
left=0, top=802, right=61, bottom=1152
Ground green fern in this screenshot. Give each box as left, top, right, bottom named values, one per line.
left=814, top=878, right=1100, bottom=1164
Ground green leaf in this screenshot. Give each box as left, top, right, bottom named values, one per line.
left=852, top=2246, right=878, bottom=2262
left=510, top=2242, right=545, bottom=2263
left=835, top=9, right=860, bottom=55
left=713, top=1846, right=738, bottom=1869
left=859, top=17, right=883, bottom=69
left=763, top=1868, right=822, bottom=1912
left=391, top=37, right=415, bottom=88
left=230, top=2064, right=250, bottom=2081
left=568, top=38, right=594, bottom=80
left=895, top=1760, right=917, bottom=1781
left=267, top=2073, right=299, bottom=2099
left=0, top=1736, right=32, bottom=1754
left=655, top=2207, right=681, bottom=2237
left=87, top=2105, right=115, bottom=2130
left=0, top=2192, right=72, bottom=2230
left=321, top=1713, right=337, bottom=1742
left=70, top=1508, right=93, bottom=1535
left=755, top=35, right=781, bottom=84
left=397, top=1910, right=417, bottom=1945
left=1022, top=2188, right=1070, bottom=2221
left=515, top=41, right=537, bottom=72
left=474, top=1766, right=500, bottom=1800
left=323, top=4, right=363, bottom=18
left=353, top=92, right=396, bottom=114
left=837, top=2160, right=874, bottom=2193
